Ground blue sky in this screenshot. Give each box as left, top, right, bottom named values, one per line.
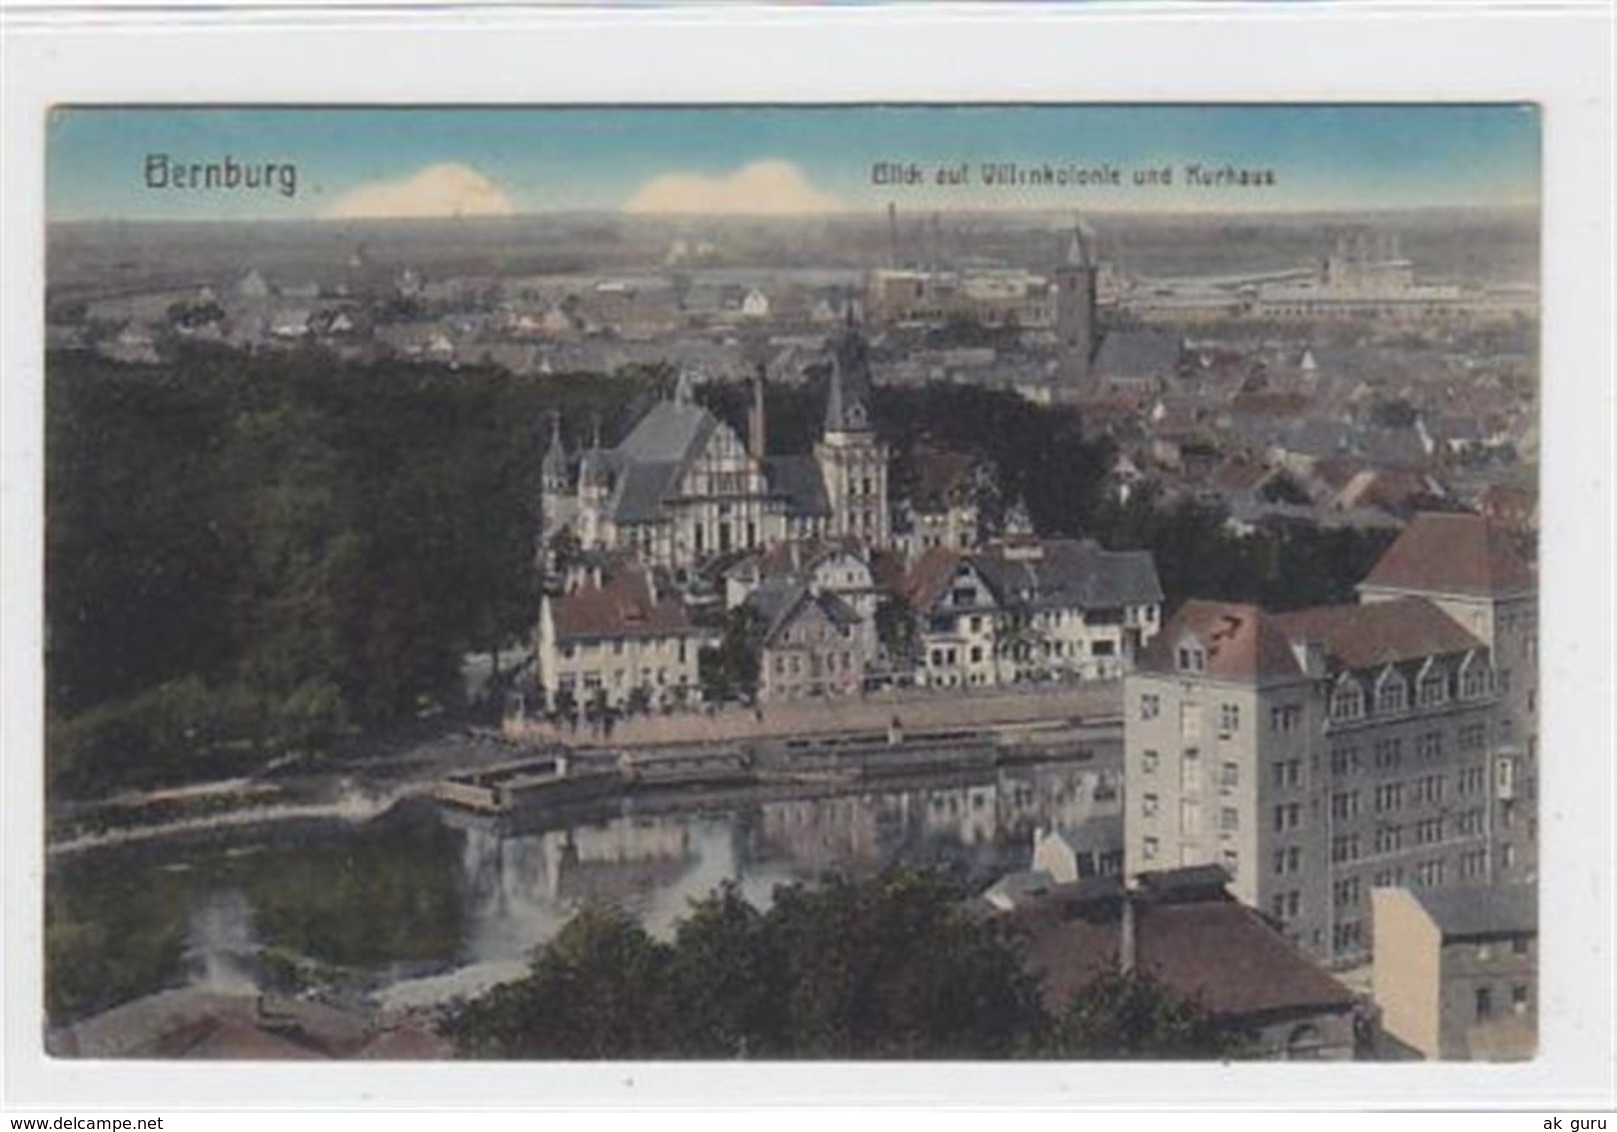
left=46, top=104, right=1540, bottom=221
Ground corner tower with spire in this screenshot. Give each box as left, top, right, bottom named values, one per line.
left=814, top=309, right=890, bottom=544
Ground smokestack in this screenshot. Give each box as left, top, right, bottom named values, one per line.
left=749, top=364, right=767, bottom=457
left=887, top=201, right=899, bottom=269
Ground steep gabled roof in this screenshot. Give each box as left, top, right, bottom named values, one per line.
left=614, top=396, right=718, bottom=465
left=1362, top=511, right=1535, bottom=598
left=1138, top=600, right=1306, bottom=684
left=764, top=454, right=832, bottom=517
left=551, top=566, right=701, bottom=640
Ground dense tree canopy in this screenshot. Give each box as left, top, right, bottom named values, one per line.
left=439, top=870, right=1251, bottom=1060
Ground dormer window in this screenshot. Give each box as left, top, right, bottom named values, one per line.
left=1417, top=660, right=1448, bottom=708
left=1177, top=644, right=1207, bottom=673
left=1460, top=653, right=1492, bottom=699
left=1330, top=678, right=1365, bottom=723
left=1374, top=669, right=1407, bottom=715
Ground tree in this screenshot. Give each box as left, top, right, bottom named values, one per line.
left=1259, top=470, right=1312, bottom=506
left=663, top=883, right=784, bottom=1057
left=1042, top=968, right=1254, bottom=1060
left=441, top=905, right=672, bottom=1059
left=700, top=606, right=761, bottom=704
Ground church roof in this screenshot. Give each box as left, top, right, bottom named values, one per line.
left=822, top=323, right=874, bottom=434
left=615, top=396, right=718, bottom=465
left=607, top=460, right=683, bottom=523
left=764, top=454, right=832, bottom=517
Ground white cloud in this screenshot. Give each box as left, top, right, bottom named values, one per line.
left=623, top=160, right=843, bottom=216
left=324, top=163, right=516, bottom=220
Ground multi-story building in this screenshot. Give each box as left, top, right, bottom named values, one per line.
left=1124, top=593, right=1506, bottom=967
left=536, top=563, right=718, bottom=713
left=1357, top=512, right=1538, bottom=883
left=900, top=538, right=1163, bottom=689
left=1371, top=884, right=1536, bottom=1060
left=748, top=577, right=877, bottom=702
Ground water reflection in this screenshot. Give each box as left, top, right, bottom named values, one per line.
left=450, top=758, right=1121, bottom=971
left=51, top=754, right=1121, bottom=1018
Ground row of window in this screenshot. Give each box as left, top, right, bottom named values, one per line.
left=1138, top=794, right=1241, bottom=834
left=561, top=637, right=691, bottom=662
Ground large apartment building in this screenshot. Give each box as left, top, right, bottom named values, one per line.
left=1123, top=514, right=1536, bottom=967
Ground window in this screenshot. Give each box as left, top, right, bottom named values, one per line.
left=1475, top=987, right=1493, bottom=1021
left=1180, top=748, right=1201, bottom=791
left=1330, top=681, right=1364, bottom=722
left=1333, top=877, right=1362, bottom=909
left=1459, top=723, right=1487, bottom=752
left=1180, top=703, right=1202, bottom=740
left=1417, top=732, right=1444, bottom=761
left=1143, top=836, right=1159, bottom=861
left=1330, top=834, right=1361, bottom=864
left=1219, top=703, right=1241, bottom=734
left=1512, top=937, right=1530, bottom=957
left=1462, top=662, right=1491, bottom=699
left=1419, top=667, right=1448, bottom=707
left=1375, top=674, right=1407, bottom=715
left=1140, top=693, right=1161, bottom=721
left=1274, top=846, right=1303, bottom=876
left=1330, top=746, right=1361, bottom=777
left=1273, top=803, right=1302, bottom=832
left=1331, top=791, right=1360, bottom=821
left=1177, top=645, right=1206, bottom=672
left=1270, top=704, right=1302, bottom=732
left=1374, top=737, right=1404, bottom=770
left=1375, top=825, right=1404, bottom=854
left=1142, top=793, right=1159, bottom=818
left=1220, top=761, right=1239, bottom=790
left=1220, top=806, right=1240, bottom=832
left=1222, top=849, right=1239, bottom=880
left=1512, top=984, right=1529, bottom=1015
left=1375, top=782, right=1404, bottom=813
left=1459, top=765, right=1485, bottom=795
left=1141, top=749, right=1159, bottom=775
left=1179, top=798, right=1202, bottom=836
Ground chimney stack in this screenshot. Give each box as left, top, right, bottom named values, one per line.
left=748, top=364, right=767, bottom=458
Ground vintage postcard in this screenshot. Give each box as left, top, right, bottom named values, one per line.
left=37, top=103, right=1542, bottom=1067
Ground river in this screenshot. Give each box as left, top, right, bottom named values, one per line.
left=44, top=748, right=1121, bottom=1027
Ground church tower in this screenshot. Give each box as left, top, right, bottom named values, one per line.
left=814, top=316, right=890, bottom=546
left=1054, top=219, right=1099, bottom=387
left=538, top=413, right=575, bottom=566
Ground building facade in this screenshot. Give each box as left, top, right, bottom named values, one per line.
left=1124, top=592, right=1509, bottom=967
left=536, top=563, right=717, bottom=713
left=1371, top=884, right=1536, bottom=1060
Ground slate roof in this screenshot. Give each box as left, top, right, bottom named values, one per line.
left=975, top=539, right=1163, bottom=611
left=746, top=577, right=863, bottom=647
left=1406, top=884, right=1536, bottom=940
left=608, top=460, right=682, bottom=523
left=1092, top=329, right=1184, bottom=381
left=1362, top=511, right=1536, bottom=598
left=615, top=396, right=717, bottom=464
left=764, top=454, right=833, bottom=517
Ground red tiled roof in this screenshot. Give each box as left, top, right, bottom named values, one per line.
left=552, top=567, right=700, bottom=640
left=1362, top=512, right=1535, bottom=597
left=1011, top=896, right=1357, bottom=1021
left=899, top=546, right=967, bottom=612
left=1271, top=597, right=1484, bottom=670
left=1139, top=600, right=1305, bottom=683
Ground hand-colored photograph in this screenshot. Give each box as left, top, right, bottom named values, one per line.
left=42, top=103, right=1539, bottom=1062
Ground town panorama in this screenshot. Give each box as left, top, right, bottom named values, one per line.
left=42, top=105, right=1539, bottom=1064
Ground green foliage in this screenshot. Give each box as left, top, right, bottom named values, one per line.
left=443, top=906, right=673, bottom=1059
left=699, top=605, right=762, bottom=704
left=45, top=345, right=655, bottom=799
left=443, top=869, right=1062, bottom=1061
left=1045, top=968, right=1253, bottom=1060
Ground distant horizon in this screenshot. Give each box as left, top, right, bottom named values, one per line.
left=47, top=105, right=1540, bottom=223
